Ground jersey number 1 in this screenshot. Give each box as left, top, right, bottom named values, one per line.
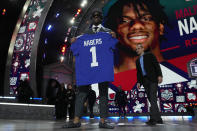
left=90, top=46, right=98, bottom=67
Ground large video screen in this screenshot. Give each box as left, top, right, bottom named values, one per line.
left=101, top=0, right=197, bottom=114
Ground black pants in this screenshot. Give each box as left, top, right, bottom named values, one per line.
left=75, top=82, right=109, bottom=118
left=55, top=101, right=67, bottom=119
left=88, top=101, right=95, bottom=115
left=67, top=102, right=75, bottom=120
left=118, top=104, right=126, bottom=116
left=142, top=77, right=162, bottom=121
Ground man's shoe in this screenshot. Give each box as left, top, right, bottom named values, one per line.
left=62, top=121, right=81, bottom=128
left=99, top=122, right=114, bottom=129
left=90, top=114, right=94, bottom=119
left=157, top=119, right=163, bottom=124
left=145, top=120, right=156, bottom=126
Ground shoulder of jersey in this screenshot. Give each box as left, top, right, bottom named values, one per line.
left=98, top=31, right=110, bottom=36
left=76, top=34, right=84, bottom=39
left=102, top=26, right=112, bottom=32
left=76, top=32, right=110, bottom=40
left=76, top=33, right=95, bottom=38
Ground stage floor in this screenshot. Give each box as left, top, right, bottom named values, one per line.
left=0, top=116, right=196, bottom=131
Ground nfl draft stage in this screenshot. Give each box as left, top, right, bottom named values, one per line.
left=2, top=0, right=197, bottom=120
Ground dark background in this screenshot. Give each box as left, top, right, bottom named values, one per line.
left=0, top=0, right=83, bottom=95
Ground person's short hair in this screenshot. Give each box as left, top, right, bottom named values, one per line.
left=137, top=43, right=143, bottom=48
left=91, top=10, right=103, bottom=19
left=104, top=0, right=169, bottom=41
left=67, top=83, right=72, bottom=88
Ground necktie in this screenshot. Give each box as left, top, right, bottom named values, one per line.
left=94, top=26, right=98, bottom=33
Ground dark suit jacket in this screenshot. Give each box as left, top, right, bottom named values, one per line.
left=115, top=90, right=127, bottom=106
left=136, top=52, right=162, bottom=85
left=83, top=25, right=112, bottom=34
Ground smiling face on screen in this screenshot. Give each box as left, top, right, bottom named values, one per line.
left=117, top=3, right=164, bottom=53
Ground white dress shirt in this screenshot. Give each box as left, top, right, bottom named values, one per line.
left=92, top=24, right=102, bottom=33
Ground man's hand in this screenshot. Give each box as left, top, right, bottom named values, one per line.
left=158, top=76, right=163, bottom=84
left=137, top=83, right=141, bottom=89
left=71, top=37, right=77, bottom=43
left=84, top=101, right=88, bottom=107
left=110, top=31, right=116, bottom=38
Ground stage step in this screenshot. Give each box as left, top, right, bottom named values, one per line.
left=0, top=102, right=55, bottom=120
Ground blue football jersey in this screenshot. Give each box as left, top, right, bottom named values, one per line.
left=71, top=32, right=118, bottom=86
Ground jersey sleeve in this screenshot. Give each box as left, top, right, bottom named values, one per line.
left=107, top=33, right=118, bottom=50
left=70, top=38, right=81, bottom=56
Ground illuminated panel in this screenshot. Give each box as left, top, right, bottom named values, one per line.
left=9, top=0, right=48, bottom=95
left=101, top=0, right=197, bottom=114
left=188, top=57, right=197, bottom=78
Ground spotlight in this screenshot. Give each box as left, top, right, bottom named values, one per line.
left=70, top=18, right=75, bottom=24
left=45, top=38, right=48, bottom=44
left=56, top=13, right=60, bottom=18
left=47, top=25, right=52, bottom=31
left=2, top=9, right=6, bottom=15
left=61, top=44, right=67, bottom=55
left=77, top=9, right=81, bottom=14
left=81, top=0, right=87, bottom=7
left=60, top=56, right=65, bottom=63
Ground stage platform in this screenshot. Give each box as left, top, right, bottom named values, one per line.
left=0, top=96, right=196, bottom=122
left=0, top=102, right=195, bottom=120
left=0, top=116, right=196, bottom=131
left=0, top=97, right=196, bottom=130
left=0, top=102, right=55, bottom=120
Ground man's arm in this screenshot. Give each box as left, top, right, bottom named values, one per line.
left=136, top=60, right=142, bottom=89
left=70, top=32, right=84, bottom=44
left=151, top=53, right=163, bottom=83
left=109, top=31, right=116, bottom=38
left=70, top=37, right=77, bottom=43
left=103, top=26, right=116, bottom=38
left=158, top=76, right=163, bottom=84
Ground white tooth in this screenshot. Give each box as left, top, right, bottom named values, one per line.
left=130, top=36, right=147, bottom=39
